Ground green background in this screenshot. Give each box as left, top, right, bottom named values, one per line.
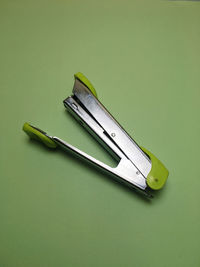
left=1, top=1, right=200, bottom=266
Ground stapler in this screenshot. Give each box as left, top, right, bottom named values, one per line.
left=23, top=72, right=169, bottom=197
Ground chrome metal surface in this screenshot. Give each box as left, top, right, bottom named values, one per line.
left=61, top=77, right=154, bottom=195
left=53, top=137, right=148, bottom=193
left=64, top=96, right=125, bottom=161
left=71, top=79, right=151, bottom=178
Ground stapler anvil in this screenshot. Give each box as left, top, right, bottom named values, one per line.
left=23, top=72, right=169, bottom=197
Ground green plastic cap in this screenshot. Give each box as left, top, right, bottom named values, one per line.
left=23, top=122, right=57, bottom=148
left=141, top=146, right=169, bottom=190
left=74, top=72, right=98, bottom=98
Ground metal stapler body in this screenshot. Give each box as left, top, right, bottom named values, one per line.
left=23, top=73, right=169, bottom=197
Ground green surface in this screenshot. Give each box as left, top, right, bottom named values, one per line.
left=1, top=1, right=200, bottom=266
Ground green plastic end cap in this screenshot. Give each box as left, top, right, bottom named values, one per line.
left=141, top=146, right=169, bottom=190
left=22, top=122, right=57, bottom=148
left=74, top=72, right=98, bottom=98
